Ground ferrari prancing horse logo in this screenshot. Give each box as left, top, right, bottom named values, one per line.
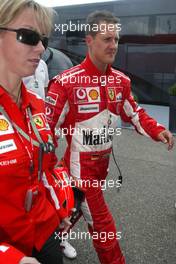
left=34, top=116, right=44, bottom=127
left=108, top=88, right=115, bottom=101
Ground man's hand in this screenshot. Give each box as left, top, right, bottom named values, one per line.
left=19, top=256, right=41, bottom=264
left=157, top=130, right=174, bottom=150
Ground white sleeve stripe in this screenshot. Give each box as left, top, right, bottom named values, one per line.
left=112, top=70, right=130, bottom=81
left=56, top=100, right=69, bottom=129
left=123, top=99, right=149, bottom=137
left=54, top=69, right=85, bottom=83
left=42, top=172, right=60, bottom=210
left=59, top=69, right=85, bottom=82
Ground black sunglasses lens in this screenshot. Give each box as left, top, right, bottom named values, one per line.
left=17, top=29, right=48, bottom=49
left=17, top=29, right=39, bottom=45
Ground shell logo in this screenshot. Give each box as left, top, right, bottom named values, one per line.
left=89, top=89, right=99, bottom=100
left=0, top=119, right=9, bottom=131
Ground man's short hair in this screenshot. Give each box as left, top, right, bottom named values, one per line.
left=85, top=10, right=119, bottom=36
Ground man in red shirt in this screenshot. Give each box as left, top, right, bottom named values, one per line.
left=46, top=10, right=174, bottom=264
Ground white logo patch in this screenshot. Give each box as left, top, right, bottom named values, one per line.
left=78, top=104, right=99, bottom=113
left=116, top=92, right=122, bottom=101
left=76, top=88, right=87, bottom=100
left=87, top=87, right=100, bottom=102
left=0, top=139, right=17, bottom=154
left=45, top=92, right=58, bottom=106
left=0, top=245, right=9, bottom=252
left=0, top=115, right=14, bottom=136
left=0, top=159, right=17, bottom=166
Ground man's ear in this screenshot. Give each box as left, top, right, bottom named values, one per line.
left=85, top=35, right=93, bottom=47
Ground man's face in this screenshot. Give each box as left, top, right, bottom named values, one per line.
left=87, top=22, right=119, bottom=68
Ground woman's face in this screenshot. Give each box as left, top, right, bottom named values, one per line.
left=0, top=8, right=45, bottom=78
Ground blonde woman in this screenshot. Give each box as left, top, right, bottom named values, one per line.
left=0, top=1, right=73, bottom=263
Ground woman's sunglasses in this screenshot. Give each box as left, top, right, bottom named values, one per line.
left=0, top=27, right=48, bottom=49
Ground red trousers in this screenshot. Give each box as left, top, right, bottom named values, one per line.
left=65, top=148, right=126, bottom=264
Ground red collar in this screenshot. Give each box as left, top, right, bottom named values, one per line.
left=21, top=82, right=31, bottom=109
left=81, top=53, right=112, bottom=77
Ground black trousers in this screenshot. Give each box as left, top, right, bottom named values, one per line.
left=32, top=230, right=63, bottom=264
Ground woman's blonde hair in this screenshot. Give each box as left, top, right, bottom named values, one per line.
left=0, top=0, right=54, bottom=36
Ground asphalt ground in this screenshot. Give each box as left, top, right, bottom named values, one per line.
left=56, top=129, right=176, bottom=264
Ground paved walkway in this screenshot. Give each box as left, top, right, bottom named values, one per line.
left=57, top=129, right=176, bottom=264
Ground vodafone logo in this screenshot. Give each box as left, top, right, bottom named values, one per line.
left=74, top=87, right=100, bottom=103
left=76, top=88, right=86, bottom=100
